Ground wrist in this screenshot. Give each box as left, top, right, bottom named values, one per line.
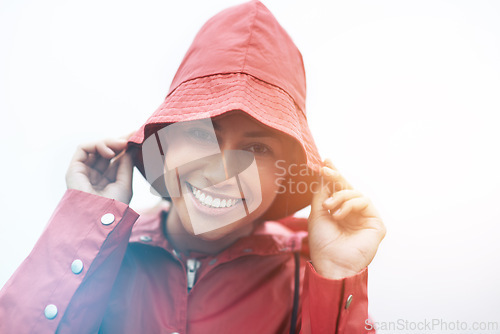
left=311, top=260, right=361, bottom=280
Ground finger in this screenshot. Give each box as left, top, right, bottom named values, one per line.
left=66, top=138, right=127, bottom=193
left=322, top=189, right=363, bottom=210
left=78, top=138, right=127, bottom=157
left=332, top=197, right=370, bottom=220
left=85, top=153, right=97, bottom=166
left=69, top=140, right=113, bottom=168
left=95, top=141, right=117, bottom=159
left=92, top=143, right=114, bottom=173
left=321, top=165, right=353, bottom=192
left=309, top=173, right=333, bottom=222
left=91, top=140, right=128, bottom=173
left=114, top=152, right=134, bottom=188
left=323, top=158, right=336, bottom=169
left=103, top=138, right=129, bottom=152
left=101, top=154, right=122, bottom=184
left=69, top=145, right=91, bottom=166
left=102, top=150, right=133, bottom=185
left=102, top=147, right=127, bottom=180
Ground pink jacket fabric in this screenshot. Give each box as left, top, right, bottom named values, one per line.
left=0, top=190, right=374, bottom=333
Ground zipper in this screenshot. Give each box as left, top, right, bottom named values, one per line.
left=186, top=258, right=201, bottom=292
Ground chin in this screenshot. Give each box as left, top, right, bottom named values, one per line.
left=194, top=230, right=227, bottom=241
left=187, top=218, right=241, bottom=240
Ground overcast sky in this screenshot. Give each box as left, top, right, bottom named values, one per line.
left=1, top=0, right=499, bottom=331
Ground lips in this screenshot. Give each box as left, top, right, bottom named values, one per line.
left=186, top=182, right=241, bottom=209
left=183, top=181, right=249, bottom=233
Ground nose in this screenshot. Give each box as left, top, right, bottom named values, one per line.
left=201, top=150, right=255, bottom=188
left=201, top=152, right=229, bottom=187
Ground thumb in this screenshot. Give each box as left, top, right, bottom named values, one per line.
left=115, top=152, right=134, bottom=187
left=309, top=168, right=333, bottom=223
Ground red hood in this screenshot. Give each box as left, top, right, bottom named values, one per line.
left=127, top=0, right=322, bottom=220
left=169, top=0, right=307, bottom=113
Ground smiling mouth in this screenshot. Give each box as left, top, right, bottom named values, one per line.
left=186, top=182, right=242, bottom=209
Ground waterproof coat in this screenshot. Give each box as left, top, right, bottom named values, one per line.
left=1, top=1, right=375, bottom=333
left=0, top=190, right=373, bottom=333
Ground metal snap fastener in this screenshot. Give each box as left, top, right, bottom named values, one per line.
left=140, top=235, right=152, bottom=242
left=71, top=259, right=84, bottom=274
left=101, top=213, right=115, bottom=225
left=44, top=304, right=58, bottom=320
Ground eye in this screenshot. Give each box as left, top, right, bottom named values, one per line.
left=246, top=144, right=273, bottom=155
left=187, top=128, right=217, bottom=143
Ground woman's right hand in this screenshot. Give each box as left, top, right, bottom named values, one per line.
left=66, top=137, right=134, bottom=205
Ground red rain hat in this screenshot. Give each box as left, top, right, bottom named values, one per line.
left=128, top=0, right=322, bottom=220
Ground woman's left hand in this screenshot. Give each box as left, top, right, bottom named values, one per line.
left=308, top=159, right=386, bottom=279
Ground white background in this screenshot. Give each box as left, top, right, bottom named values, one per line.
left=1, top=0, right=499, bottom=332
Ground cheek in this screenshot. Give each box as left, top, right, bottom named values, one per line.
left=256, top=164, right=282, bottom=200
left=163, top=166, right=180, bottom=198
left=236, top=160, right=281, bottom=213
left=162, top=144, right=200, bottom=197
left=227, top=165, right=281, bottom=235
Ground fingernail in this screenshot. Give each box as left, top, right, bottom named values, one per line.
left=324, top=198, right=334, bottom=206
left=323, top=168, right=335, bottom=177
left=333, top=208, right=342, bottom=216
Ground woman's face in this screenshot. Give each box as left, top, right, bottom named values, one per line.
left=162, top=111, right=288, bottom=241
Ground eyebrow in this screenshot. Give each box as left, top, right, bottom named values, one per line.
left=212, top=123, right=282, bottom=141
left=242, top=130, right=282, bottom=139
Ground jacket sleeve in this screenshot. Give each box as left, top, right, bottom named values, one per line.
left=0, top=189, right=139, bottom=334
left=299, top=262, right=376, bottom=333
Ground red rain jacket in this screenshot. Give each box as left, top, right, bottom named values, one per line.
left=0, top=190, right=373, bottom=333
left=1, top=1, right=376, bottom=332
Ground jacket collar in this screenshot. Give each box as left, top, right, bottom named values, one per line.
left=129, top=204, right=307, bottom=262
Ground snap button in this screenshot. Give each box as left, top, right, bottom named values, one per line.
left=101, top=213, right=115, bottom=225
left=71, top=259, right=84, bottom=274
left=345, top=294, right=353, bottom=309
left=140, top=235, right=152, bottom=242
left=44, top=304, right=58, bottom=320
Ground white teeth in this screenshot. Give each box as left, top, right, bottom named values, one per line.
left=188, top=183, right=239, bottom=209
left=204, top=195, right=213, bottom=206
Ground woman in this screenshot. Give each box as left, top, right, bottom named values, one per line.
left=0, top=1, right=385, bottom=333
